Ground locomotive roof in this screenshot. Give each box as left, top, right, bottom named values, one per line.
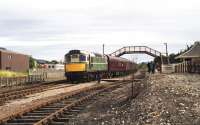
left=65, top=50, right=134, bottom=64
left=67, top=50, right=104, bottom=57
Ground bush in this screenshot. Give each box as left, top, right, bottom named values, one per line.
left=0, top=70, right=27, bottom=77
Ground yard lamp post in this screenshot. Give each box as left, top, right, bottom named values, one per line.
left=164, top=42, right=169, bottom=64
left=103, top=44, right=105, bottom=56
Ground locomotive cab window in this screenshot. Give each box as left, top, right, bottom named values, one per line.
left=70, top=54, right=79, bottom=63
left=65, top=53, right=87, bottom=63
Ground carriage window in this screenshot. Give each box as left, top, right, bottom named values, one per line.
left=91, top=57, right=94, bottom=62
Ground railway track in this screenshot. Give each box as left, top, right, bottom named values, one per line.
left=0, top=80, right=67, bottom=94
left=0, top=80, right=72, bottom=105
left=1, top=81, right=131, bottom=125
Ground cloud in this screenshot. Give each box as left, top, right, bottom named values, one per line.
left=0, top=0, right=199, bottom=62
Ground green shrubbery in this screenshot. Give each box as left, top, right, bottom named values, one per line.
left=138, top=62, right=147, bottom=70
left=0, top=70, right=27, bottom=77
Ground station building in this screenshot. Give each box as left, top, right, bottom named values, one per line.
left=47, top=64, right=64, bottom=70
left=175, top=41, right=200, bottom=73
left=0, top=48, right=29, bottom=72
left=176, top=41, right=200, bottom=64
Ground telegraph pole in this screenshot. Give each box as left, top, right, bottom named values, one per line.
left=103, top=44, right=105, bottom=56
left=164, top=42, right=169, bottom=64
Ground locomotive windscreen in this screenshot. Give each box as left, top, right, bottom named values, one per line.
left=69, top=50, right=81, bottom=54
left=80, top=55, right=86, bottom=61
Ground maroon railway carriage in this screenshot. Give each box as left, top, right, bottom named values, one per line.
left=106, top=55, right=136, bottom=77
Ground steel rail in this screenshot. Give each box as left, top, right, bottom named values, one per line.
left=0, top=81, right=72, bottom=105
left=2, top=81, right=130, bottom=125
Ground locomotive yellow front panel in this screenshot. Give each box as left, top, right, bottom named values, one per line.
left=65, top=63, right=86, bottom=72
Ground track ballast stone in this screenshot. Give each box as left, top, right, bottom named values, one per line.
left=67, top=74, right=200, bottom=125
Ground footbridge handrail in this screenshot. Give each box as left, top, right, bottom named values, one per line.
left=109, top=46, right=164, bottom=57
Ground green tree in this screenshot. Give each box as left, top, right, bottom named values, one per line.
left=29, top=56, right=37, bottom=69
left=138, top=62, right=147, bottom=70
left=154, top=56, right=161, bottom=64
left=51, top=60, right=59, bottom=64
left=169, top=53, right=175, bottom=63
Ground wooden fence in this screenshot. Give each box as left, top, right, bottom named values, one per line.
left=0, top=69, right=66, bottom=87
left=29, top=69, right=65, bottom=81
left=0, top=75, right=46, bottom=87
left=175, top=62, right=200, bottom=73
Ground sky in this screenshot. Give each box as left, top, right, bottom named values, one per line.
left=0, top=0, right=199, bottom=62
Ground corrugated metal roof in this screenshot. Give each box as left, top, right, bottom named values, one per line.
left=176, top=42, right=200, bottom=59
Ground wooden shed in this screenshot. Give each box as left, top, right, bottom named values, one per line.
left=175, top=42, right=200, bottom=73
left=176, top=41, right=200, bottom=64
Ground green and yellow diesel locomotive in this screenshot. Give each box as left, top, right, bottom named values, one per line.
left=65, top=50, right=137, bottom=82
left=64, top=50, right=107, bottom=81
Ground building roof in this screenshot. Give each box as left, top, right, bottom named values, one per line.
left=176, top=41, right=200, bottom=59
left=36, top=59, right=49, bottom=64
left=0, top=47, right=28, bottom=56
left=0, top=47, right=6, bottom=50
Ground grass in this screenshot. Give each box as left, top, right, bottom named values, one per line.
left=0, top=70, right=28, bottom=77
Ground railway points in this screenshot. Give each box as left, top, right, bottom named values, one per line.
left=0, top=72, right=145, bottom=125
left=0, top=80, right=112, bottom=123
left=0, top=80, right=138, bottom=125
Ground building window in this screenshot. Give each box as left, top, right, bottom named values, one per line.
left=6, top=67, right=11, bottom=70
left=8, top=55, right=12, bottom=59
